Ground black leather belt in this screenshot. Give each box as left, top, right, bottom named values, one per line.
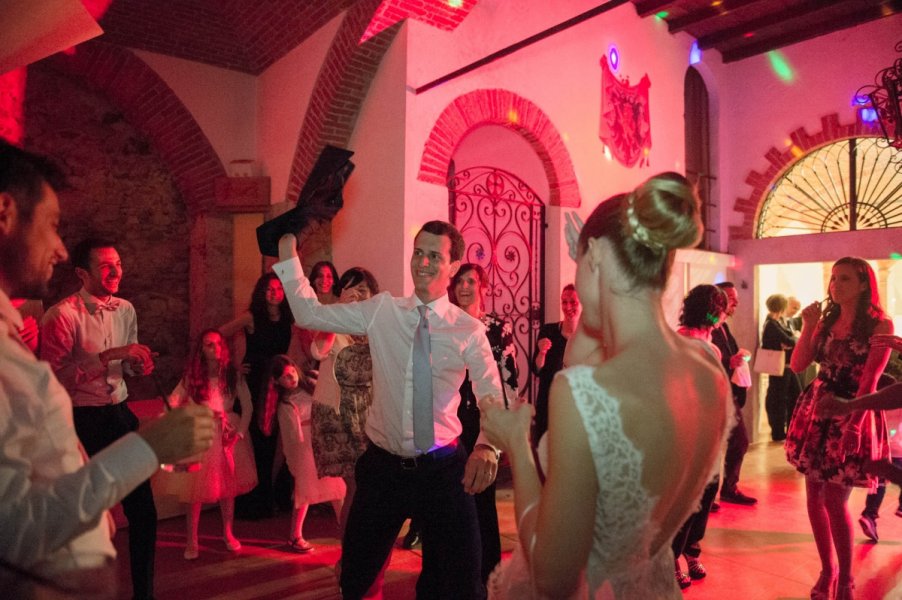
left=370, top=439, right=460, bottom=470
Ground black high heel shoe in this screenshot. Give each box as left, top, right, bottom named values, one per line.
left=810, top=570, right=837, bottom=600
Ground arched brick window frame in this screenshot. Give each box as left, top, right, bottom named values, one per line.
left=417, top=89, right=580, bottom=208
left=729, top=112, right=882, bottom=241
left=285, top=0, right=397, bottom=202
left=43, top=40, right=231, bottom=336
left=45, top=41, right=226, bottom=212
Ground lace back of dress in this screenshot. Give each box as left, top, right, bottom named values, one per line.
left=561, top=366, right=679, bottom=598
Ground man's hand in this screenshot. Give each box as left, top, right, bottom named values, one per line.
left=137, top=404, right=215, bottom=465
left=729, top=349, right=750, bottom=370
left=815, top=393, right=853, bottom=418
left=462, top=444, right=498, bottom=495
left=102, top=344, right=157, bottom=375
left=278, top=233, right=299, bottom=262
left=871, top=334, right=902, bottom=353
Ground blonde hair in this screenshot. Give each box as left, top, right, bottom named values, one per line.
left=577, top=172, right=702, bottom=290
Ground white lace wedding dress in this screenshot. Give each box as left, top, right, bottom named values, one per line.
left=488, top=365, right=689, bottom=599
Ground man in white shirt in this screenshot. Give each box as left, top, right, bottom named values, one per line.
left=40, top=237, right=162, bottom=600
left=275, top=223, right=502, bottom=599
left=0, top=139, right=214, bottom=597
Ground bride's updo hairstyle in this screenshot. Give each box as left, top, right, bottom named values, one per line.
left=577, top=172, right=702, bottom=290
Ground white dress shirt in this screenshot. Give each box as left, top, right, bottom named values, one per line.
left=0, top=290, right=158, bottom=576
left=274, top=257, right=502, bottom=457
left=40, top=288, right=138, bottom=406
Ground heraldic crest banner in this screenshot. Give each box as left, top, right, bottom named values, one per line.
left=599, top=55, right=652, bottom=168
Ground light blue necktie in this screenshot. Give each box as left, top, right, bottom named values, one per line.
left=413, top=305, right=434, bottom=451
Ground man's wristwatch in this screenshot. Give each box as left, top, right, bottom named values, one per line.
left=474, top=443, right=501, bottom=461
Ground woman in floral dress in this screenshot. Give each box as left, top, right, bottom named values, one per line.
left=785, top=257, right=893, bottom=600
left=450, top=262, right=519, bottom=581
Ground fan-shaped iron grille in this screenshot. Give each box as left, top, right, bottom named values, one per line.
left=757, top=137, right=902, bottom=238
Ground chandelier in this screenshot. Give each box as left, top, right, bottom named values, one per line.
left=859, top=40, right=902, bottom=149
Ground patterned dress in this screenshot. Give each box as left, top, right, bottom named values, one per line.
left=785, top=330, right=889, bottom=489
left=311, top=337, right=373, bottom=479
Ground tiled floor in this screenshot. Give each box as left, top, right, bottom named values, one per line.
left=114, top=441, right=902, bottom=599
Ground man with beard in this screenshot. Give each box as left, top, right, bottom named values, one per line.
left=40, top=237, right=163, bottom=600
left=0, top=140, right=213, bottom=595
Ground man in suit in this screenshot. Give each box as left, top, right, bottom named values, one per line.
left=712, top=282, right=757, bottom=505
left=275, top=221, right=502, bottom=599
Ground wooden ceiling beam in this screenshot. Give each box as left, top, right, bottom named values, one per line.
left=720, top=0, right=902, bottom=62
left=696, top=0, right=839, bottom=49
left=633, top=0, right=677, bottom=18
left=667, top=0, right=763, bottom=33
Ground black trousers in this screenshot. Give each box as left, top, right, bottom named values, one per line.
left=764, top=369, right=801, bottom=440
left=73, top=403, right=157, bottom=600
left=458, top=398, right=501, bottom=582
left=341, top=443, right=484, bottom=600
left=235, top=421, right=277, bottom=519
left=721, top=400, right=750, bottom=495
left=672, top=477, right=719, bottom=560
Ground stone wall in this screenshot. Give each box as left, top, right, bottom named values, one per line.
left=25, top=63, right=192, bottom=396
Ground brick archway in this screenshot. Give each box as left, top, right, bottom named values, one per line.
left=285, top=0, right=397, bottom=203
left=730, top=112, right=882, bottom=241
left=417, top=89, right=580, bottom=208
left=45, top=40, right=226, bottom=213
left=43, top=40, right=231, bottom=336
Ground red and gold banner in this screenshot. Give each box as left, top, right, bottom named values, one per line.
left=599, top=56, right=652, bottom=168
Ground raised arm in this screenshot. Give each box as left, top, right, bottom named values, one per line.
left=272, top=234, right=368, bottom=336
left=790, top=302, right=822, bottom=373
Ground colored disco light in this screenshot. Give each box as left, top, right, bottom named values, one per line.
left=767, top=50, right=794, bottom=82
left=859, top=108, right=878, bottom=122
left=507, top=108, right=519, bottom=124
left=689, top=41, right=702, bottom=65
left=890, top=252, right=902, bottom=260
left=448, top=0, right=463, bottom=7
left=609, top=45, right=620, bottom=71
left=655, top=10, right=669, bottom=19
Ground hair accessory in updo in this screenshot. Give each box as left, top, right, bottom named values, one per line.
left=624, top=193, right=666, bottom=252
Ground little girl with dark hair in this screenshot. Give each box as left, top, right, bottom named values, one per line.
left=260, top=354, right=345, bottom=552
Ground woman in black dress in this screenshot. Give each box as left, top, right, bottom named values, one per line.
left=450, top=263, right=519, bottom=581
left=222, top=273, right=294, bottom=519
left=761, top=293, right=801, bottom=441
left=530, top=284, right=579, bottom=445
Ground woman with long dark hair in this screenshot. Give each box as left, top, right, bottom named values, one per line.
left=785, top=257, right=893, bottom=600
left=222, top=273, right=294, bottom=519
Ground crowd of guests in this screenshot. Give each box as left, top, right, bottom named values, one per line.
left=2, top=136, right=900, bottom=600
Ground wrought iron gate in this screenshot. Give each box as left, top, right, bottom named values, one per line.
left=448, top=166, right=545, bottom=404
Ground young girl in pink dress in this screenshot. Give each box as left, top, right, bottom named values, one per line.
left=165, top=328, right=257, bottom=560
left=260, top=354, right=345, bottom=552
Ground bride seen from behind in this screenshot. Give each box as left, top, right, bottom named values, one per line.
left=480, top=173, right=731, bottom=599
